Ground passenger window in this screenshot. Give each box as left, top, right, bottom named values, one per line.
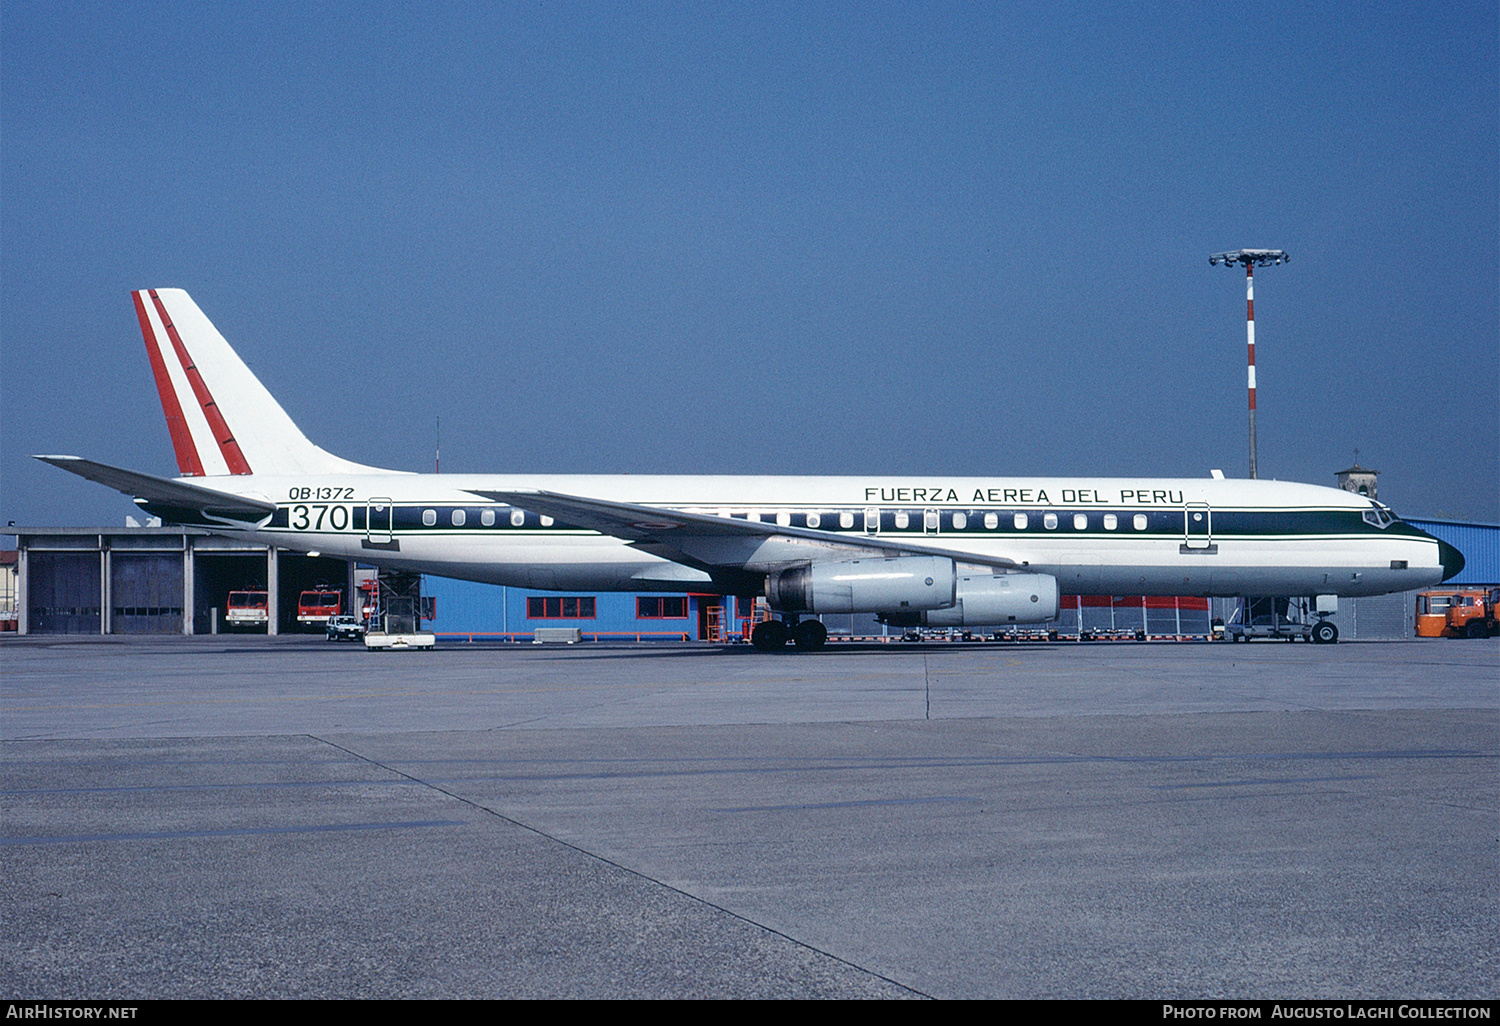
left=952, top=512, right=967, bottom=530
left=1044, top=513, right=1058, bottom=530
left=1013, top=513, right=1028, bottom=530
left=1103, top=514, right=1117, bottom=530
left=451, top=509, right=466, bottom=526
left=1073, top=514, right=1087, bottom=530
left=510, top=510, right=525, bottom=527
left=540, top=515, right=554, bottom=527
left=840, top=511, right=854, bottom=529
left=984, top=512, right=998, bottom=529
left=480, top=509, right=496, bottom=527
left=776, top=512, right=791, bottom=526
left=1133, top=514, right=1148, bottom=530
left=895, top=512, right=910, bottom=529
left=806, top=513, right=821, bottom=528
left=422, top=509, right=437, bottom=527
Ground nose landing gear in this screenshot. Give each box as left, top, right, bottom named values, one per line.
left=1312, top=620, right=1339, bottom=644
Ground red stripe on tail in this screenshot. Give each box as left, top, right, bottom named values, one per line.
left=134, top=291, right=205, bottom=476
left=148, top=290, right=254, bottom=475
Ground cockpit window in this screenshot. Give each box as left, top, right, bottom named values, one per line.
left=1362, top=502, right=1398, bottom=529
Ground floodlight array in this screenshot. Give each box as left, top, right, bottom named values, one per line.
left=1209, top=249, right=1289, bottom=267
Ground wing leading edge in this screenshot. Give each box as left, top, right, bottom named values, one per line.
left=469, top=488, right=1022, bottom=575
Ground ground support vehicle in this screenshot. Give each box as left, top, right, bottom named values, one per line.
left=1225, top=613, right=1313, bottom=643
left=1223, top=597, right=1339, bottom=644
left=363, top=575, right=434, bottom=650
left=1419, top=588, right=1500, bottom=639
left=364, top=630, right=435, bottom=651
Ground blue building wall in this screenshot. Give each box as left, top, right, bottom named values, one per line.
left=1406, top=520, right=1499, bottom=586
left=422, top=575, right=750, bottom=641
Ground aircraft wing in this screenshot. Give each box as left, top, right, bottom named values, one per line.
left=34, top=455, right=278, bottom=522
left=469, top=488, right=1021, bottom=573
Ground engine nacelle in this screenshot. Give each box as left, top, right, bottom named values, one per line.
left=880, top=572, right=1059, bottom=627
left=766, top=556, right=957, bottom=614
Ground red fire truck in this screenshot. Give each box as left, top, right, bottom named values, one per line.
left=296, top=587, right=344, bottom=629
left=225, top=589, right=269, bottom=630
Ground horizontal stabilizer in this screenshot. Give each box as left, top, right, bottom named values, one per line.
left=34, top=455, right=278, bottom=521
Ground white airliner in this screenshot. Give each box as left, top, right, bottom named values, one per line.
left=38, top=288, right=1463, bottom=649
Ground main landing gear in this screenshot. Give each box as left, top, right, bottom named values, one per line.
left=751, top=617, right=828, bottom=652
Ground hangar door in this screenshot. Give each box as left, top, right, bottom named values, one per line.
left=111, top=552, right=184, bottom=634
left=27, top=552, right=101, bottom=634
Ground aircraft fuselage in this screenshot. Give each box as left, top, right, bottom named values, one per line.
left=145, top=471, right=1454, bottom=600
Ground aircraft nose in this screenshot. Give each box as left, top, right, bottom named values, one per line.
left=1438, top=539, right=1466, bottom=582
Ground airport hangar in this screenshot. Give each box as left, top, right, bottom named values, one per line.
left=5, top=512, right=1494, bottom=642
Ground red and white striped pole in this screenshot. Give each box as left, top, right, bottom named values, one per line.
left=1246, top=263, right=1257, bottom=480
left=1210, top=249, right=1285, bottom=480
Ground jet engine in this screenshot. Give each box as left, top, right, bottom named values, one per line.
left=878, top=572, right=1059, bottom=627
left=766, top=556, right=957, bottom=614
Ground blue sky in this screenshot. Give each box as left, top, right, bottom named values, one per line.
left=3, top=1, right=1496, bottom=524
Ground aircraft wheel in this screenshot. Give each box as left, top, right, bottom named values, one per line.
left=1312, top=621, right=1339, bottom=645
left=751, top=620, right=790, bottom=652
left=792, top=619, right=828, bottom=651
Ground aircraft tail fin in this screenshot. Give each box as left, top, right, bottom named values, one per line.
left=133, top=288, right=389, bottom=477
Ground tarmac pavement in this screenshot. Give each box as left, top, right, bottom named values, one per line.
left=2, top=636, right=1495, bottom=998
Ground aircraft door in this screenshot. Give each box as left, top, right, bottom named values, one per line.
left=865, top=508, right=880, bottom=535
left=1182, top=502, right=1215, bottom=552
left=367, top=498, right=393, bottom=546
left=924, top=509, right=941, bottom=535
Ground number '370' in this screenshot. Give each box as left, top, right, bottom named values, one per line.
left=287, top=504, right=351, bottom=530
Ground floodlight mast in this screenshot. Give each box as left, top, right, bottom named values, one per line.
left=1209, top=249, right=1289, bottom=479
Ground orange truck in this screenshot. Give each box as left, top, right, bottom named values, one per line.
left=1416, top=589, right=1500, bottom=638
